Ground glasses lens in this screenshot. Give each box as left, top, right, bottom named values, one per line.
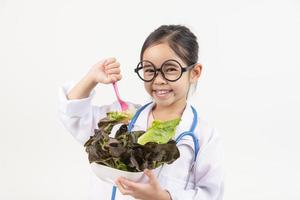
left=162, top=60, right=182, bottom=81
left=137, top=61, right=156, bottom=81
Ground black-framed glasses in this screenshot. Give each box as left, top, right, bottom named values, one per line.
left=134, top=59, right=195, bottom=82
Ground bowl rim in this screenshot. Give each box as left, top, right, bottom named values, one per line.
left=90, top=162, right=163, bottom=185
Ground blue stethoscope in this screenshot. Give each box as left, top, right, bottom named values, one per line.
left=110, top=102, right=200, bottom=200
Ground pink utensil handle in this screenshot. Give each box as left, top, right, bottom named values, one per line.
left=112, top=82, right=128, bottom=111
left=112, top=82, right=121, bottom=101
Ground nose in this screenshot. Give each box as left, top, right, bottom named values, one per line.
left=153, top=70, right=167, bottom=84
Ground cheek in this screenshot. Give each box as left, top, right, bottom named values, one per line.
left=172, top=80, right=190, bottom=94
left=144, top=83, right=152, bottom=93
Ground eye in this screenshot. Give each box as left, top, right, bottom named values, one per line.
left=143, top=66, right=155, bottom=73
left=166, top=67, right=178, bottom=72
left=163, top=64, right=180, bottom=73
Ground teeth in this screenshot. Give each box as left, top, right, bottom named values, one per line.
left=155, top=90, right=170, bottom=94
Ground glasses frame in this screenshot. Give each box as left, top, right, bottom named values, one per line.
left=134, top=59, right=195, bottom=82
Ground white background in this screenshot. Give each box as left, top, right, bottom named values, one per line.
left=0, top=0, right=299, bottom=199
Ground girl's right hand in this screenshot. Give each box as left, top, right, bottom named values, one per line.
left=87, top=57, right=122, bottom=84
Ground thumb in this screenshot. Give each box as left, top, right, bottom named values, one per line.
left=144, top=169, right=158, bottom=185
left=103, top=59, right=108, bottom=66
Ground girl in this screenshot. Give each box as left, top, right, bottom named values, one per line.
left=59, top=25, right=224, bottom=200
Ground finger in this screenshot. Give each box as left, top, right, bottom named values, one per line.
left=105, top=62, right=120, bottom=70
left=119, top=177, right=141, bottom=190
left=103, top=59, right=108, bottom=66
left=144, top=169, right=158, bottom=185
left=93, top=59, right=106, bottom=68
left=104, top=57, right=116, bottom=66
left=115, top=179, right=132, bottom=195
left=110, top=74, right=122, bottom=82
left=105, top=67, right=120, bottom=75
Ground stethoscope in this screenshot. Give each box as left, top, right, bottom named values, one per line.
left=110, top=102, right=200, bottom=200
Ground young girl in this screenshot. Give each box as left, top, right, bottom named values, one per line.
left=59, top=25, right=224, bottom=200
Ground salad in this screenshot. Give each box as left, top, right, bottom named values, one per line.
left=84, top=111, right=181, bottom=172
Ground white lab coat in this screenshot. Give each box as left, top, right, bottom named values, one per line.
left=58, top=82, right=224, bottom=200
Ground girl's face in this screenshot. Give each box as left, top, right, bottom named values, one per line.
left=142, top=43, right=200, bottom=108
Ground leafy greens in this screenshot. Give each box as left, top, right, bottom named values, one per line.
left=84, top=111, right=180, bottom=172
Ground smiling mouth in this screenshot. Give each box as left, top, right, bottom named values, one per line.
left=153, top=89, right=173, bottom=96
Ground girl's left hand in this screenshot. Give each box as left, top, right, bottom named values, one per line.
left=115, top=169, right=171, bottom=200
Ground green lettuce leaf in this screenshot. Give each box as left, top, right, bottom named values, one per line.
left=107, top=111, right=133, bottom=122
left=137, top=118, right=181, bottom=145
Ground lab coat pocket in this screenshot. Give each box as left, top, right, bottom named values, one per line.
left=159, top=171, right=195, bottom=191
left=159, top=173, right=186, bottom=190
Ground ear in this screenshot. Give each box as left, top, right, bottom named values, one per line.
left=189, top=63, right=202, bottom=83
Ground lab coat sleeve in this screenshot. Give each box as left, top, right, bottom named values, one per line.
left=167, top=128, right=224, bottom=200
left=58, top=82, right=139, bottom=145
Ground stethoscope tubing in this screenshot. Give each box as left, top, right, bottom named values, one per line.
left=110, top=103, right=200, bottom=199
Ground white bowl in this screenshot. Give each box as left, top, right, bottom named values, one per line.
left=90, top=162, right=161, bottom=185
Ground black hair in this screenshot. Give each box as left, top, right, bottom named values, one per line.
left=140, top=25, right=199, bottom=66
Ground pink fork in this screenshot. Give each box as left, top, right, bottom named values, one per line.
left=112, top=82, right=129, bottom=111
